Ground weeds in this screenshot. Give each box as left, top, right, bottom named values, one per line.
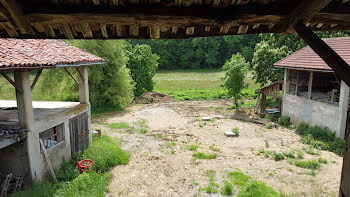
left=203, top=170, right=219, bottom=194
left=232, top=127, right=240, bottom=136
left=317, top=157, right=328, bottom=164
left=266, top=114, right=274, bottom=122
left=264, top=140, right=270, bottom=148
left=220, top=181, right=233, bottom=195
left=193, top=152, right=218, bottom=160
left=209, top=144, right=220, bottom=152
left=109, top=122, right=129, bottom=129
left=168, top=142, right=176, bottom=147
left=291, top=160, right=321, bottom=170
left=188, top=144, right=198, bottom=151
left=266, top=123, right=272, bottom=129
left=278, top=116, right=291, bottom=128
left=139, top=128, right=147, bottom=134
left=273, top=152, right=285, bottom=161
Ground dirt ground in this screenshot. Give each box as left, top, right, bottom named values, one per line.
left=92, top=99, right=342, bottom=197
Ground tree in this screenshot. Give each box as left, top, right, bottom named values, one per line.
left=125, top=43, right=160, bottom=97
left=252, top=41, right=289, bottom=85
left=222, top=53, right=249, bottom=109
left=36, top=40, right=134, bottom=111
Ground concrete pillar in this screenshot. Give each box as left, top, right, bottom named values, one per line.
left=337, top=80, right=349, bottom=139
left=78, top=66, right=89, bottom=104
left=14, top=71, right=38, bottom=181
left=14, top=71, right=34, bottom=128
left=77, top=66, right=92, bottom=143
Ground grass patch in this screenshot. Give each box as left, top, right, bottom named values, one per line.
left=139, top=128, right=147, bottom=134
left=83, top=135, right=129, bottom=172
left=273, top=152, right=285, bottom=161
left=202, top=170, right=219, bottom=194
left=193, top=152, right=217, bottom=160
left=209, top=144, right=220, bottom=152
left=9, top=182, right=60, bottom=197
left=278, top=116, right=291, bottom=128
left=291, top=160, right=321, bottom=170
left=109, top=122, right=129, bottom=129
left=266, top=114, right=274, bottom=122
left=54, top=160, right=80, bottom=182
left=232, top=127, right=240, bottom=136
left=317, top=157, right=328, bottom=164
left=220, top=181, right=233, bottom=195
left=296, top=122, right=344, bottom=156
left=266, top=123, right=273, bottom=129
left=188, top=144, right=198, bottom=151
left=264, top=140, right=270, bottom=148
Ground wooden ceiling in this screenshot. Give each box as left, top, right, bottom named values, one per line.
left=0, top=0, right=350, bottom=39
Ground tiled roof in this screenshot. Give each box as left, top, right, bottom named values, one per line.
left=274, top=37, right=350, bottom=71
left=0, top=39, right=104, bottom=70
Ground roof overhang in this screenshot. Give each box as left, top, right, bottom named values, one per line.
left=0, top=61, right=105, bottom=71
left=275, top=65, right=334, bottom=73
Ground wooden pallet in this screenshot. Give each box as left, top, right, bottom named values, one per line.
left=0, top=173, right=12, bottom=196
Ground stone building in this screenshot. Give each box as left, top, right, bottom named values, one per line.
left=275, top=37, right=350, bottom=139
left=0, top=39, right=104, bottom=185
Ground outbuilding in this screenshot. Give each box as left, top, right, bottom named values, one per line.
left=275, top=37, right=350, bottom=139
left=0, top=39, right=104, bottom=190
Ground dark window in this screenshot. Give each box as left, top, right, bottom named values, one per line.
left=39, top=124, right=64, bottom=151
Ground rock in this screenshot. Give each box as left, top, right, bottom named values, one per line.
left=201, top=117, right=211, bottom=121
left=224, top=131, right=237, bottom=137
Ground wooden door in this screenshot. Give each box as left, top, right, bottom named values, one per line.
left=69, top=112, right=89, bottom=157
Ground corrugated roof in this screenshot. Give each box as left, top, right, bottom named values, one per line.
left=0, top=39, right=104, bottom=70
left=275, top=37, right=350, bottom=71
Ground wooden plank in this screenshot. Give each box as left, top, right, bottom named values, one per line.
left=42, top=23, right=55, bottom=37
left=100, top=24, right=108, bottom=38
left=279, top=0, right=332, bottom=33
left=186, top=27, right=194, bottom=35
left=39, top=139, right=58, bottom=183
left=129, top=24, right=139, bottom=36
left=294, top=22, right=350, bottom=88
left=75, top=67, right=85, bottom=83
left=31, top=69, right=42, bottom=90
left=172, top=26, right=178, bottom=34
left=220, top=26, right=230, bottom=33
left=0, top=0, right=34, bottom=34
left=62, top=23, right=74, bottom=39
left=340, top=111, right=350, bottom=196
left=308, top=71, right=313, bottom=99
left=0, top=71, right=22, bottom=93
left=205, top=26, right=210, bottom=32
left=79, top=23, right=92, bottom=38
left=0, top=22, right=18, bottom=37
left=237, top=25, right=248, bottom=34
left=149, top=25, right=160, bottom=39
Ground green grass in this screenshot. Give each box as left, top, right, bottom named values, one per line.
left=188, top=144, right=198, bottom=151
left=272, top=152, right=285, bottom=161
left=296, top=122, right=344, bottom=156
left=291, top=160, right=321, bottom=170
left=193, top=152, right=217, bottom=160
left=220, top=181, right=234, bottom=195
left=203, top=170, right=219, bottom=194
left=264, top=140, right=270, bottom=148
left=278, top=116, right=291, bottom=128
left=83, top=135, right=129, bottom=172
left=232, top=127, right=240, bottom=136
left=109, top=122, right=129, bottom=129
left=154, top=70, right=259, bottom=101
left=317, top=157, right=328, bottom=164
left=11, top=135, right=128, bottom=197
left=209, top=144, right=220, bottom=152
left=139, top=128, right=148, bottom=134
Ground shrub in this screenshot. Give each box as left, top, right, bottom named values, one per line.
left=83, top=135, right=129, bottom=172
left=273, top=152, right=285, bottom=161
left=265, top=114, right=274, bottom=122
left=296, top=122, right=344, bottom=156
left=55, top=160, right=80, bottom=182
left=278, top=116, right=290, bottom=128
left=54, top=172, right=111, bottom=197
left=222, top=53, right=249, bottom=109
left=125, top=44, right=159, bottom=97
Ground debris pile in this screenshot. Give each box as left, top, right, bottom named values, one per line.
left=0, top=126, right=27, bottom=142
left=0, top=173, right=24, bottom=196
left=133, top=92, right=173, bottom=104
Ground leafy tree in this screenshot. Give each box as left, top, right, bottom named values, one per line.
left=222, top=53, right=249, bottom=109
left=252, top=41, right=289, bottom=85
left=36, top=40, right=134, bottom=111
left=125, top=43, right=160, bottom=97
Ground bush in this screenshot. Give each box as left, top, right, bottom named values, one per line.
left=54, top=172, right=111, bottom=197
left=296, top=122, right=344, bottom=156
left=83, top=135, right=129, bottom=172
left=278, top=116, right=290, bottom=128
left=273, top=152, right=285, bottom=161
left=55, top=160, right=80, bottom=182
left=125, top=44, right=159, bottom=97
left=265, top=114, right=274, bottom=122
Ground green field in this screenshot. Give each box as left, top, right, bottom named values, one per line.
left=154, top=69, right=259, bottom=102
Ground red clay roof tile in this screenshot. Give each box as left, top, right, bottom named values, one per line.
left=274, top=37, right=350, bottom=71
left=0, top=39, right=104, bottom=69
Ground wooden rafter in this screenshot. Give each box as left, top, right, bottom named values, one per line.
left=0, top=71, right=22, bottom=93
left=280, top=0, right=333, bottom=33
left=75, top=67, right=85, bottom=83
left=64, top=68, right=79, bottom=85
left=31, top=69, right=42, bottom=90
left=0, top=0, right=34, bottom=34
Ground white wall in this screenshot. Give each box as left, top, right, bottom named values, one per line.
left=282, top=94, right=343, bottom=137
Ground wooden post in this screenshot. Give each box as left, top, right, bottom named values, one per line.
left=340, top=110, right=350, bottom=196
left=308, top=71, right=313, bottom=99
left=77, top=66, right=89, bottom=104
left=294, top=22, right=350, bottom=87
left=295, top=71, right=299, bottom=95
left=260, top=93, right=266, bottom=114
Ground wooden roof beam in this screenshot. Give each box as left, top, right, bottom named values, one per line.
left=79, top=23, right=93, bottom=38
left=0, top=0, right=34, bottom=34
left=280, top=0, right=332, bottom=33
left=100, top=24, right=108, bottom=38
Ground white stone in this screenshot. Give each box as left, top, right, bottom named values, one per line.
left=224, top=131, right=236, bottom=137
left=201, top=117, right=211, bottom=121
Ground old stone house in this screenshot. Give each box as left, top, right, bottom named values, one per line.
left=0, top=39, right=104, bottom=187
left=275, top=37, right=350, bottom=139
